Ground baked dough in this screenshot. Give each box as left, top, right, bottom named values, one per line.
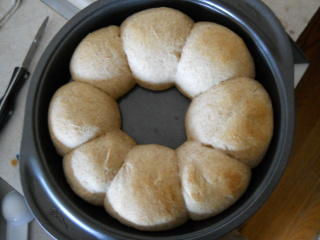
left=176, top=22, right=255, bottom=98
left=47, top=7, right=274, bottom=232
left=186, top=77, right=273, bottom=167
left=48, top=81, right=121, bottom=156
left=105, top=144, right=188, bottom=231
left=177, top=141, right=251, bottom=220
left=121, top=7, right=194, bottom=90
left=70, top=26, right=135, bottom=99
left=63, top=130, right=136, bottom=206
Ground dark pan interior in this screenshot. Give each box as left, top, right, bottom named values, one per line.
left=20, top=0, right=294, bottom=239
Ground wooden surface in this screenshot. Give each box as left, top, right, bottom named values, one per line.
left=240, top=7, right=320, bottom=240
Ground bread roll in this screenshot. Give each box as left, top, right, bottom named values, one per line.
left=177, top=141, right=251, bottom=220
left=63, top=130, right=136, bottom=206
left=70, top=26, right=135, bottom=99
left=105, top=144, right=188, bottom=231
left=48, top=82, right=121, bottom=156
left=186, top=77, right=273, bottom=167
left=121, top=7, right=194, bottom=90
left=102, top=130, right=136, bottom=186
left=176, top=22, right=255, bottom=98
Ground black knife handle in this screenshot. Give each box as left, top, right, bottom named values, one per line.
left=0, top=67, right=30, bottom=131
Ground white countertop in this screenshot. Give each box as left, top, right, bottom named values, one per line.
left=0, top=0, right=319, bottom=239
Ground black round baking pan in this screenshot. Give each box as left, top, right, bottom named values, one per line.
left=20, top=0, right=295, bottom=239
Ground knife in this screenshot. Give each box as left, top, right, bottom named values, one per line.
left=0, top=16, right=48, bottom=132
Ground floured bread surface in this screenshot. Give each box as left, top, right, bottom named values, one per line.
left=47, top=6, right=275, bottom=232
left=186, top=77, right=273, bottom=167
left=102, top=130, right=136, bottom=186
left=121, top=7, right=194, bottom=90
left=105, top=144, right=188, bottom=231
left=48, top=82, right=121, bottom=156
left=177, top=141, right=251, bottom=220
left=176, top=22, right=255, bottom=98
left=63, top=130, right=136, bottom=206
left=70, top=26, right=135, bottom=99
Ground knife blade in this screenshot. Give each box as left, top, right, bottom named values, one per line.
left=0, top=16, right=48, bottom=132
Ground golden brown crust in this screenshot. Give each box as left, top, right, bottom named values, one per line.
left=70, top=26, right=135, bottom=99
left=63, top=130, right=136, bottom=206
left=105, top=144, right=188, bottom=231
left=177, top=141, right=251, bottom=220
left=176, top=22, right=255, bottom=98
left=48, top=81, right=121, bottom=156
left=186, top=77, right=273, bottom=167
left=121, top=7, right=194, bottom=90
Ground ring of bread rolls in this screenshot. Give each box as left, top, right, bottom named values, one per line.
left=48, top=7, right=273, bottom=231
